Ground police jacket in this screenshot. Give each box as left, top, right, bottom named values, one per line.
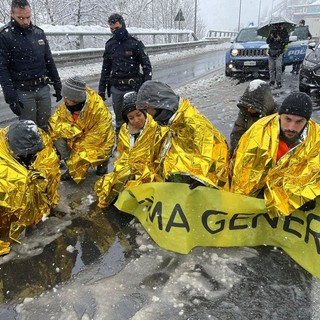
left=266, top=26, right=289, bottom=53
left=231, top=114, right=320, bottom=217
left=49, top=87, right=115, bottom=184
left=98, top=29, right=152, bottom=93
left=0, top=19, right=62, bottom=104
left=0, top=126, right=60, bottom=255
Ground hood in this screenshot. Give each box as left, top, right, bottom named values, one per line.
left=237, top=79, right=277, bottom=116
left=7, top=120, right=44, bottom=156
left=136, top=80, right=179, bottom=113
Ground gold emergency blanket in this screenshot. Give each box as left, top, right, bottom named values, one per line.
left=95, top=114, right=163, bottom=207
left=231, top=114, right=320, bottom=216
left=160, top=98, right=230, bottom=190
left=115, top=182, right=320, bottom=279
left=0, top=128, right=60, bottom=255
left=49, top=87, right=115, bottom=183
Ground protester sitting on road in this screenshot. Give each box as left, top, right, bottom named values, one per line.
left=231, top=92, right=320, bottom=217
left=49, top=76, right=115, bottom=184
left=230, top=79, right=278, bottom=156
left=0, top=120, right=60, bottom=255
left=94, top=91, right=162, bottom=208
left=267, top=23, right=289, bottom=89
left=136, top=80, right=230, bottom=191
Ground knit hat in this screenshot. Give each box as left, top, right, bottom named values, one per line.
left=238, top=79, right=276, bottom=116
left=7, top=120, right=44, bottom=156
left=62, top=76, right=87, bottom=103
left=122, top=91, right=146, bottom=122
left=279, top=92, right=313, bottom=120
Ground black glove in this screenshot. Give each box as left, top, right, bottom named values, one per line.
left=53, top=91, right=63, bottom=102
left=9, top=101, right=24, bottom=116
left=299, top=199, right=316, bottom=212
left=99, top=92, right=106, bottom=101
left=189, top=179, right=205, bottom=190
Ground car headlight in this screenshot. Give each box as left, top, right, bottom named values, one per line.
left=231, top=49, right=239, bottom=57
left=303, top=59, right=316, bottom=68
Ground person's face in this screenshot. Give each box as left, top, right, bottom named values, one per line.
left=109, top=21, right=122, bottom=33
left=11, top=6, right=31, bottom=28
left=64, top=97, right=77, bottom=107
left=247, top=107, right=257, bottom=114
left=280, top=114, right=307, bottom=140
left=127, top=110, right=146, bottom=129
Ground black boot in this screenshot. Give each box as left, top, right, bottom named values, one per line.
left=61, top=169, right=71, bottom=181
left=96, top=160, right=109, bottom=176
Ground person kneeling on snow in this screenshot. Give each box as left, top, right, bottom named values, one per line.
left=94, top=91, right=162, bottom=208
left=135, top=80, right=230, bottom=191
left=231, top=92, right=320, bottom=217
left=49, top=76, right=115, bottom=183
left=230, top=79, right=278, bottom=156
left=0, top=120, right=60, bottom=255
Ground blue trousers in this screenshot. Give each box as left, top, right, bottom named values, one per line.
left=17, top=85, right=52, bottom=131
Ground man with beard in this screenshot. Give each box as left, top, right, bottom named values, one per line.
left=0, top=0, right=62, bottom=131
left=98, top=13, right=152, bottom=137
left=230, top=92, right=320, bottom=217
left=49, top=76, right=115, bottom=183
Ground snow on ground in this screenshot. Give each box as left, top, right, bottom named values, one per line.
left=57, top=43, right=230, bottom=81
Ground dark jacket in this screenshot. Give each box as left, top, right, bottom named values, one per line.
left=98, top=29, right=152, bottom=93
left=266, top=25, right=289, bottom=56
left=230, top=80, right=278, bottom=155
left=0, top=19, right=61, bottom=104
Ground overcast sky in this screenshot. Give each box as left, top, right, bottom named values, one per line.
left=199, top=0, right=274, bottom=31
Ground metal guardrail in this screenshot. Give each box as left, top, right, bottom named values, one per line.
left=52, top=38, right=222, bottom=66
left=46, top=30, right=198, bottom=49
left=206, top=30, right=238, bottom=39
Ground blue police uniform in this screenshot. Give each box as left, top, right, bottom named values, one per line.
left=0, top=19, right=61, bottom=130
left=98, top=28, right=152, bottom=135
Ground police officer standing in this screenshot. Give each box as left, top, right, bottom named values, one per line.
left=98, top=13, right=152, bottom=136
left=0, top=0, right=62, bottom=131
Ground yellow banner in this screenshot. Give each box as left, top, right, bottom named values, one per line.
left=115, top=182, right=320, bottom=278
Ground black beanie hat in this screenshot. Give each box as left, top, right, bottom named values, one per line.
left=279, top=92, right=313, bottom=120
left=122, top=91, right=146, bottom=122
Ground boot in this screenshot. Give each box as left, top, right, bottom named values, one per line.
left=96, top=160, right=109, bottom=176
left=61, top=169, right=71, bottom=181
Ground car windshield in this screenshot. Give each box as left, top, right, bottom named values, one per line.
left=236, top=28, right=267, bottom=42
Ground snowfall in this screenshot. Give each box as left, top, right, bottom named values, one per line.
left=1, top=38, right=320, bottom=320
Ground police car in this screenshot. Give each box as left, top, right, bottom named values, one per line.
left=225, top=26, right=307, bottom=78
left=299, top=41, right=320, bottom=94
left=225, top=26, right=269, bottom=77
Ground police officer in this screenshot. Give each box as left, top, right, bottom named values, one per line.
left=98, top=13, right=152, bottom=136
left=266, top=23, right=289, bottom=89
left=291, top=19, right=312, bottom=74
left=0, top=0, right=62, bottom=131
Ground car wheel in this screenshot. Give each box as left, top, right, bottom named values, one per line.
left=282, top=65, right=285, bottom=72
left=299, top=81, right=311, bottom=94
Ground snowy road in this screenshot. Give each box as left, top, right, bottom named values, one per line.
left=1, top=44, right=320, bottom=319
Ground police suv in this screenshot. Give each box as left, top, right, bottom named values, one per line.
left=225, top=26, right=307, bottom=78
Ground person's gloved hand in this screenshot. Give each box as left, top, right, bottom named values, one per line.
left=53, top=91, right=63, bottom=102
left=189, top=179, right=205, bottom=190
left=299, top=199, right=316, bottom=212
left=9, top=101, right=24, bottom=116
left=99, top=92, right=106, bottom=101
